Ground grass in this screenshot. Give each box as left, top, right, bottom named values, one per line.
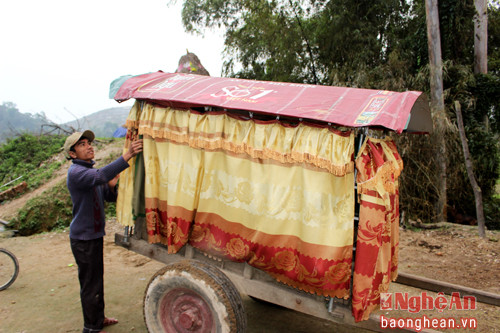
left=0, top=134, right=66, bottom=191
left=10, top=180, right=73, bottom=235
left=4, top=136, right=124, bottom=236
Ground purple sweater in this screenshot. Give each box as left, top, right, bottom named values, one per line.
left=67, top=156, right=130, bottom=240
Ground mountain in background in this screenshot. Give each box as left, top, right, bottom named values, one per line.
left=0, top=102, right=131, bottom=143
left=0, top=102, right=49, bottom=143
left=63, top=106, right=130, bottom=138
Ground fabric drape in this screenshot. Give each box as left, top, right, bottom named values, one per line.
left=352, top=137, right=402, bottom=321
left=115, top=106, right=142, bottom=227
left=117, top=101, right=356, bottom=298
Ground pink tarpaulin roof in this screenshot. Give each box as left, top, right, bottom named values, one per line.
left=112, top=72, right=432, bottom=133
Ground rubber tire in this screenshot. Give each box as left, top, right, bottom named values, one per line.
left=0, top=248, right=19, bottom=291
left=144, top=259, right=247, bottom=333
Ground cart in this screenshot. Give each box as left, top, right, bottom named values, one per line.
left=110, top=72, right=433, bottom=333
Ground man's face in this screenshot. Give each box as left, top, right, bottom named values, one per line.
left=69, top=138, right=94, bottom=162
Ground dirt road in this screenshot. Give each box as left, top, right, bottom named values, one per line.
left=1, top=219, right=499, bottom=333
left=0, top=219, right=365, bottom=333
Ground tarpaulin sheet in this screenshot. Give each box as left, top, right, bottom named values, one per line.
left=112, top=72, right=430, bottom=133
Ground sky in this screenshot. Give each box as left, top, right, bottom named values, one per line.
left=0, top=0, right=225, bottom=124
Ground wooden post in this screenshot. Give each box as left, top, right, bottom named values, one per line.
left=425, top=0, right=447, bottom=222
left=454, top=101, right=486, bottom=238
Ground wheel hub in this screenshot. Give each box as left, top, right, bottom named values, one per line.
left=178, top=307, right=202, bottom=329
left=159, top=287, right=214, bottom=332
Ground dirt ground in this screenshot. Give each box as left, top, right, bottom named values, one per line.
left=0, top=141, right=499, bottom=332
left=1, top=220, right=498, bottom=333
left=398, top=225, right=500, bottom=295
left=0, top=219, right=368, bottom=333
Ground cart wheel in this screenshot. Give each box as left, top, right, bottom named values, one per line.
left=144, top=259, right=247, bottom=333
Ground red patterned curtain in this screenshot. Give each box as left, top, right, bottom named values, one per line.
left=352, top=137, right=402, bottom=321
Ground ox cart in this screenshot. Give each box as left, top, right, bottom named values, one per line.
left=110, top=72, right=433, bottom=332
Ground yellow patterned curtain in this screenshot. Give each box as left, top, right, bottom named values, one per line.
left=118, top=101, right=356, bottom=298
left=115, top=105, right=142, bottom=227
left=352, top=137, right=402, bottom=321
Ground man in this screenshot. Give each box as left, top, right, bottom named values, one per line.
left=63, top=130, right=142, bottom=333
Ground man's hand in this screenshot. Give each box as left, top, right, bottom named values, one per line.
left=108, top=174, right=120, bottom=193
left=123, top=139, right=143, bottom=162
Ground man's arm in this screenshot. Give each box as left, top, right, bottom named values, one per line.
left=69, top=140, right=144, bottom=190
left=108, top=174, right=120, bottom=194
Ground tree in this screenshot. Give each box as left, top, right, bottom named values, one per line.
left=489, top=1, right=500, bottom=73
left=180, top=0, right=412, bottom=85
left=454, top=101, right=486, bottom=237
left=425, top=0, right=447, bottom=222
left=178, top=0, right=500, bottom=229
left=475, top=0, right=488, bottom=73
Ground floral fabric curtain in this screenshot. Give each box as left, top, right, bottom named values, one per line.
left=352, top=137, right=402, bottom=321
left=117, top=101, right=356, bottom=298
left=116, top=102, right=402, bottom=316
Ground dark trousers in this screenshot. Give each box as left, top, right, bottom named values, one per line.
left=70, top=238, right=105, bottom=333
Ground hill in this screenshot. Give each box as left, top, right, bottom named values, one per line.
left=0, top=102, right=49, bottom=143
left=0, top=136, right=124, bottom=234
left=0, top=102, right=130, bottom=143
left=63, top=106, right=130, bottom=137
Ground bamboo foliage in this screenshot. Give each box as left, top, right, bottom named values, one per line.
left=178, top=0, right=500, bottom=229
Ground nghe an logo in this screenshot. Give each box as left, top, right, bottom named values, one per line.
left=380, top=292, right=476, bottom=313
